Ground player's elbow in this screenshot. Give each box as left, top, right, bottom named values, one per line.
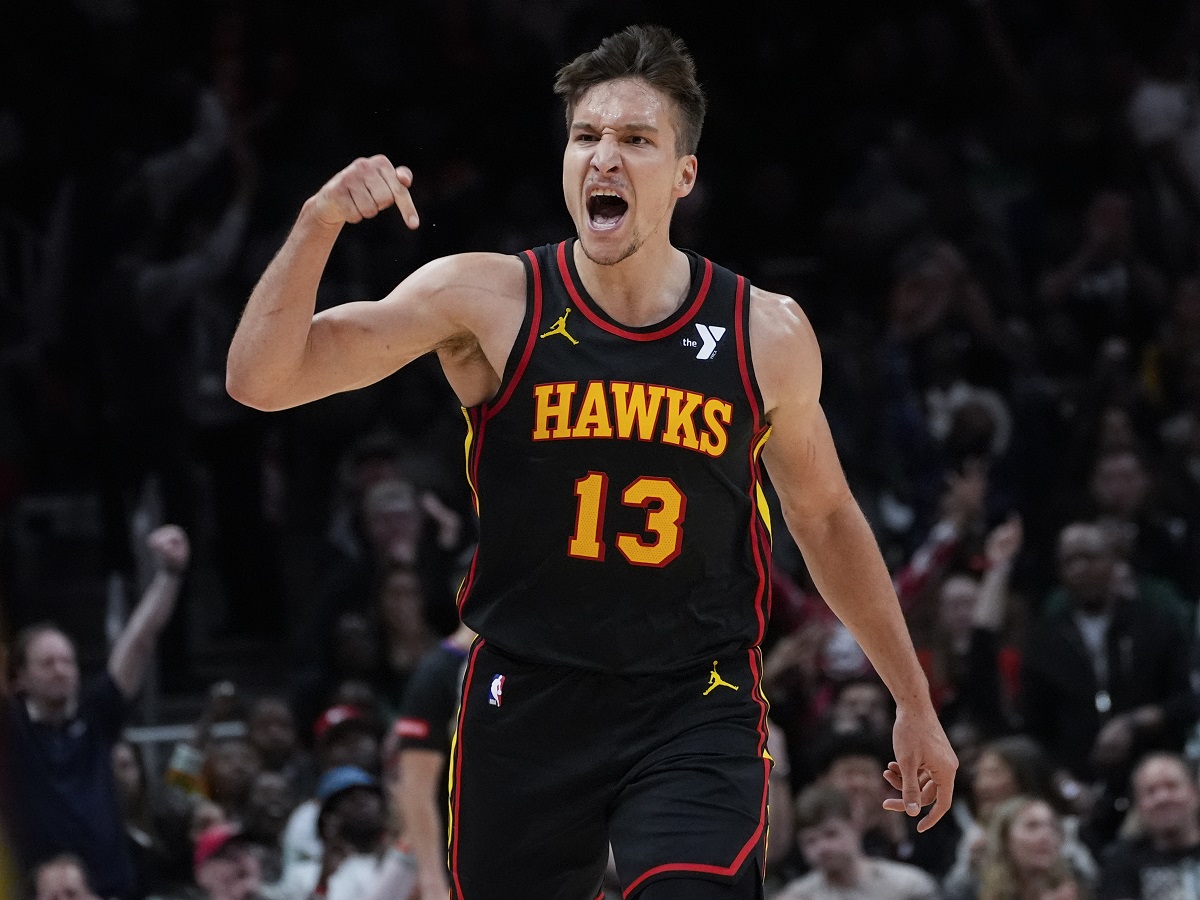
left=225, top=360, right=294, bottom=411
left=226, top=368, right=275, bottom=410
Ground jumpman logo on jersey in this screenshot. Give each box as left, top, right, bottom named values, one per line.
left=703, top=661, right=739, bottom=695
left=540, top=308, right=579, bottom=345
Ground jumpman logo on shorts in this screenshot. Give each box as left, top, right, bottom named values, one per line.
left=540, top=308, right=579, bottom=345
left=703, top=661, right=739, bottom=695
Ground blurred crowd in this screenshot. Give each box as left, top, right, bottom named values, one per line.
left=5, top=0, right=1200, bottom=898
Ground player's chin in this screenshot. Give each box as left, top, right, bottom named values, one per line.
left=578, top=227, right=637, bottom=266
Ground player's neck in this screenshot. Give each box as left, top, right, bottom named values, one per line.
left=573, top=239, right=690, bottom=328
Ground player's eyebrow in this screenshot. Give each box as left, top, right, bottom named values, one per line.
left=570, top=121, right=660, bottom=133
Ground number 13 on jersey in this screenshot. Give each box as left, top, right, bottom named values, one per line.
left=568, top=472, right=687, bottom=567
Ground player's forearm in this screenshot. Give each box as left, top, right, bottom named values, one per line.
left=399, top=794, right=450, bottom=895
left=790, top=498, right=933, bottom=712
left=108, top=570, right=184, bottom=698
left=226, top=199, right=341, bottom=410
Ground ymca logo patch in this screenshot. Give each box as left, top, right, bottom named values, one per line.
left=489, top=674, right=505, bottom=707
left=690, top=323, right=726, bottom=360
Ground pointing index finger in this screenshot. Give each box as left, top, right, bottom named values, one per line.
left=384, top=164, right=419, bottom=229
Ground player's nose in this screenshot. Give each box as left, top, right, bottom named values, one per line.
left=591, top=135, right=621, bottom=173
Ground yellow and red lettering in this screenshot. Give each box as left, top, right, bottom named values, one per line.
left=570, top=381, right=614, bottom=439
left=699, top=398, right=733, bottom=458
left=532, top=382, right=578, bottom=440
left=661, top=388, right=703, bottom=450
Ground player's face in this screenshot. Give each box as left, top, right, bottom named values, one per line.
left=563, top=77, right=697, bottom=266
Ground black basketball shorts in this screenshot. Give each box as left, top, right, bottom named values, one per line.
left=447, top=639, right=772, bottom=899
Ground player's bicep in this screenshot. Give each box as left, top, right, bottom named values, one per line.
left=298, top=254, right=508, bottom=401
left=750, top=289, right=853, bottom=527
left=762, top=396, right=854, bottom=529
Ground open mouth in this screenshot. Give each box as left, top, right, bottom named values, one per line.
left=587, top=190, right=628, bottom=231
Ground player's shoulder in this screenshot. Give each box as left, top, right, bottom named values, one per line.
left=747, top=285, right=821, bottom=406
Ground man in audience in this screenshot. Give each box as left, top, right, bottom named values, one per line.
left=5, top=525, right=190, bottom=899
left=1022, top=521, right=1193, bottom=846
left=777, top=784, right=939, bottom=899
left=1099, top=752, right=1200, bottom=899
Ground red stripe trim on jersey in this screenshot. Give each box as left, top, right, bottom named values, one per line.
left=746, top=424, right=771, bottom=644
left=749, top=647, right=771, bottom=756
left=621, top=757, right=771, bottom=898
left=484, top=249, right=544, bottom=421
left=555, top=241, right=713, bottom=341
left=733, top=275, right=762, bottom=431
left=457, top=409, right=484, bottom=611
left=449, top=639, right=485, bottom=899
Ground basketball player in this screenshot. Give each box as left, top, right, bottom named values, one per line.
left=227, top=25, right=956, bottom=900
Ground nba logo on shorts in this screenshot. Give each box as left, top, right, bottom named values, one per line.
left=489, top=674, right=505, bottom=707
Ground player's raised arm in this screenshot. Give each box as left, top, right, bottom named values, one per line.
left=226, top=155, right=512, bottom=411
left=751, top=289, right=958, bottom=832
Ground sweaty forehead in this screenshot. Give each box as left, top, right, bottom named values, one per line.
left=575, top=78, right=672, bottom=130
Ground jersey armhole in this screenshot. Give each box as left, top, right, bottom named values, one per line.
left=472, top=249, right=543, bottom=419
left=733, top=276, right=767, bottom=432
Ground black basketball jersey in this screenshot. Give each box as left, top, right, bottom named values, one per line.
left=457, top=239, right=773, bottom=673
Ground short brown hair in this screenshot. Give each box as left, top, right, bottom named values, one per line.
left=795, top=783, right=854, bottom=832
left=554, top=24, right=706, bottom=156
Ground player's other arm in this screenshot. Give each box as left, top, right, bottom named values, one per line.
left=226, top=155, right=515, bottom=411
left=752, top=289, right=957, bottom=831
left=395, top=748, right=451, bottom=900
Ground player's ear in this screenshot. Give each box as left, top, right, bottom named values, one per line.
left=674, top=156, right=698, bottom=199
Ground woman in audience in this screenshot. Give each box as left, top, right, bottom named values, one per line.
left=972, top=796, right=1092, bottom=900
left=944, top=736, right=1096, bottom=896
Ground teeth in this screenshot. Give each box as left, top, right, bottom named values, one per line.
left=590, top=189, right=622, bottom=199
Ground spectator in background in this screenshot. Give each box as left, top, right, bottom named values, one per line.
left=296, top=478, right=454, bottom=732
left=245, top=698, right=313, bottom=798
left=280, top=767, right=386, bottom=900
left=1038, top=189, right=1168, bottom=358
left=390, top=610, right=475, bottom=900
left=374, top=566, right=435, bottom=720
left=1098, top=752, right=1200, bottom=899
left=279, top=705, right=381, bottom=885
left=33, top=855, right=102, bottom=900
left=239, top=772, right=294, bottom=890
left=916, top=515, right=1023, bottom=740
left=965, top=796, right=1092, bottom=900
left=943, top=736, right=1097, bottom=898
left=1086, top=449, right=1194, bottom=599
left=777, top=784, right=939, bottom=900
left=809, top=728, right=957, bottom=877
left=192, top=824, right=262, bottom=900
left=1023, top=520, right=1193, bottom=853
left=112, top=739, right=172, bottom=897
left=5, top=525, right=190, bottom=899
left=202, top=738, right=263, bottom=824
